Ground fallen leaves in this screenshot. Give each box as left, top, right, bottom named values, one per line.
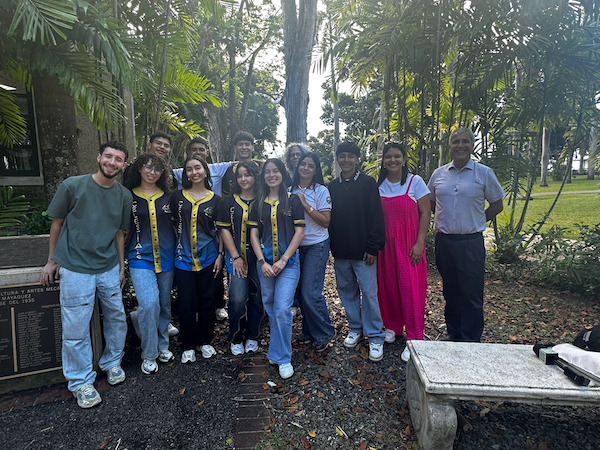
left=179, top=387, right=186, bottom=395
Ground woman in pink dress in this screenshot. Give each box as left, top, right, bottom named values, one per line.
left=377, top=142, right=430, bottom=362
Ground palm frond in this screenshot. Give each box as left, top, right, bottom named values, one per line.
left=0, top=89, right=27, bottom=148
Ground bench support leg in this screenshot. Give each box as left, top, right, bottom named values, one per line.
left=407, top=359, right=457, bottom=450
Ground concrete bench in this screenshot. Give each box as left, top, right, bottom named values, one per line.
left=406, top=341, right=600, bottom=450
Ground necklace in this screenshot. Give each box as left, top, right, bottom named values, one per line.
left=139, top=187, right=159, bottom=196
left=188, top=189, right=209, bottom=201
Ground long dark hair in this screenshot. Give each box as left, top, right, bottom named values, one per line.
left=291, top=152, right=325, bottom=189
left=233, top=160, right=261, bottom=195
left=125, top=152, right=171, bottom=193
left=255, top=158, right=289, bottom=216
left=182, top=155, right=212, bottom=190
left=378, top=141, right=409, bottom=186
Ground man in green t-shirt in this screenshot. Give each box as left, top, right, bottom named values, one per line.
left=41, top=141, right=133, bottom=409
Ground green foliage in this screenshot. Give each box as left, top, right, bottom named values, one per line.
left=0, top=186, right=29, bottom=236
left=0, top=89, right=27, bottom=148
left=532, top=224, right=600, bottom=298
left=21, top=205, right=52, bottom=235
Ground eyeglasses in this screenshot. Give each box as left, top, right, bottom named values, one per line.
left=153, top=140, right=171, bottom=149
left=142, top=164, right=164, bottom=174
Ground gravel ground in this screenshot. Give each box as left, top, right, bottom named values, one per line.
left=1, top=261, right=599, bottom=450
left=0, top=318, right=242, bottom=450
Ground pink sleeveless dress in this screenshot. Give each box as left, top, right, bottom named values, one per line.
left=377, top=175, right=427, bottom=340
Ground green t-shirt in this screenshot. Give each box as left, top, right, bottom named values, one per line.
left=47, top=174, right=133, bottom=274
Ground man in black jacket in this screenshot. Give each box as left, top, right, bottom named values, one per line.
left=329, top=142, right=386, bottom=362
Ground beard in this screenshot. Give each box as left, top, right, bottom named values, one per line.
left=98, top=161, right=121, bottom=179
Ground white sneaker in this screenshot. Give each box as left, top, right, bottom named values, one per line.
left=106, top=365, right=126, bottom=385
left=244, top=339, right=258, bottom=353
left=369, top=342, right=384, bottom=362
left=344, top=331, right=363, bottom=348
left=73, top=384, right=102, bottom=409
left=231, top=343, right=244, bottom=356
left=279, top=363, right=294, bottom=379
left=216, top=308, right=228, bottom=321
left=167, top=323, right=179, bottom=337
left=181, top=349, right=196, bottom=364
left=401, top=347, right=411, bottom=363
left=200, top=344, right=217, bottom=359
left=384, top=329, right=396, bottom=344
left=158, top=349, right=174, bottom=363
left=141, top=359, right=158, bottom=374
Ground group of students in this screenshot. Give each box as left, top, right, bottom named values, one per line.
left=123, top=131, right=430, bottom=381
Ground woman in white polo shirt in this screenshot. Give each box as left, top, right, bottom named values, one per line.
left=290, top=153, right=336, bottom=353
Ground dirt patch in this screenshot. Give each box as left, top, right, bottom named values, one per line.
left=0, top=261, right=598, bottom=450
left=256, top=262, right=600, bottom=450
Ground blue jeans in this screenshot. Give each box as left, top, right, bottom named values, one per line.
left=298, top=240, right=335, bottom=345
left=130, top=268, right=174, bottom=360
left=257, top=257, right=300, bottom=364
left=334, top=259, right=384, bottom=344
left=59, top=265, right=127, bottom=392
left=228, top=253, right=263, bottom=343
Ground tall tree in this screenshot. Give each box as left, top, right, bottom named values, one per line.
left=281, top=0, right=318, bottom=143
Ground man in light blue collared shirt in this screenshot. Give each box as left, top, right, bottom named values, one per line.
left=428, top=127, right=505, bottom=342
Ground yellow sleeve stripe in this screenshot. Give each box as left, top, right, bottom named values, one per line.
left=294, top=219, right=306, bottom=225
left=216, top=221, right=231, bottom=227
left=247, top=221, right=258, bottom=226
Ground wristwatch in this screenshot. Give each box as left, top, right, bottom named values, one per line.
left=307, top=206, right=314, bottom=213
left=258, top=258, right=265, bottom=266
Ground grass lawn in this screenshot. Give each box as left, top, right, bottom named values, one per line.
left=498, top=191, right=600, bottom=238
left=530, top=175, right=600, bottom=194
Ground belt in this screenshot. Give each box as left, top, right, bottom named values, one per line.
left=436, top=232, right=482, bottom=241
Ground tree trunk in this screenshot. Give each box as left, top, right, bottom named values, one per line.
left=281, top=0, right=318, bottom=144
left=206, top=105, right=229, bottom=162
left=540, top=127, right=550, bottom=186
left=227, top=42, right=238, bottom=145
left=329, top=22, right=340, bottom=177
left=588, top=126, right=596, bottom=180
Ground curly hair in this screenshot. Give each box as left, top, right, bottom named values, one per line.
left=99, top=141, right=128, bottom=161
left=284, top=142, right=310, bottom=172
left=124, top=152, right=172, bottom=192
left=182, top=155, right=213, bottom=190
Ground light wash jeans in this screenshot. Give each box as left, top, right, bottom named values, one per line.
left=59, top=265, right=127, bottom=392
left=257, top=257, right=300, bottom=364
left=129, top=268, right=174, bottom=360
left=334, top=259, right=385, bottom=344
left=298, top=239, right=335, bottom=345
left=228, top=253, right=263, bottom=343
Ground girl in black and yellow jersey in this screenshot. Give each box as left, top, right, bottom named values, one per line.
left=248, top=159, right=305, bottom=379
left=216, top=161, right=264, bottom=356
left=171, top=155, right=223, bottom=363
left=125, top=153, right=176, bottom=375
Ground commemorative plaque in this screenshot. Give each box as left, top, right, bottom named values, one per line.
left=0, top=283, right=62, bottom=380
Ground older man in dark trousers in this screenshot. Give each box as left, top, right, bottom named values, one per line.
left=428, top=127, right=505, bottom=342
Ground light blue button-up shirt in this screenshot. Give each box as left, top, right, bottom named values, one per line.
left=428, top=158, right=505, bottom=234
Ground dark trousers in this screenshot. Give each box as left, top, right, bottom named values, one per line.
left=215, top=268, right=225, bottom=309
left=435, top=232, right=485, bottom=342
left=175, top=264, right=216, bottom=350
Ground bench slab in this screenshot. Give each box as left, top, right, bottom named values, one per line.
left=406, top=341, right=600, bottom=450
